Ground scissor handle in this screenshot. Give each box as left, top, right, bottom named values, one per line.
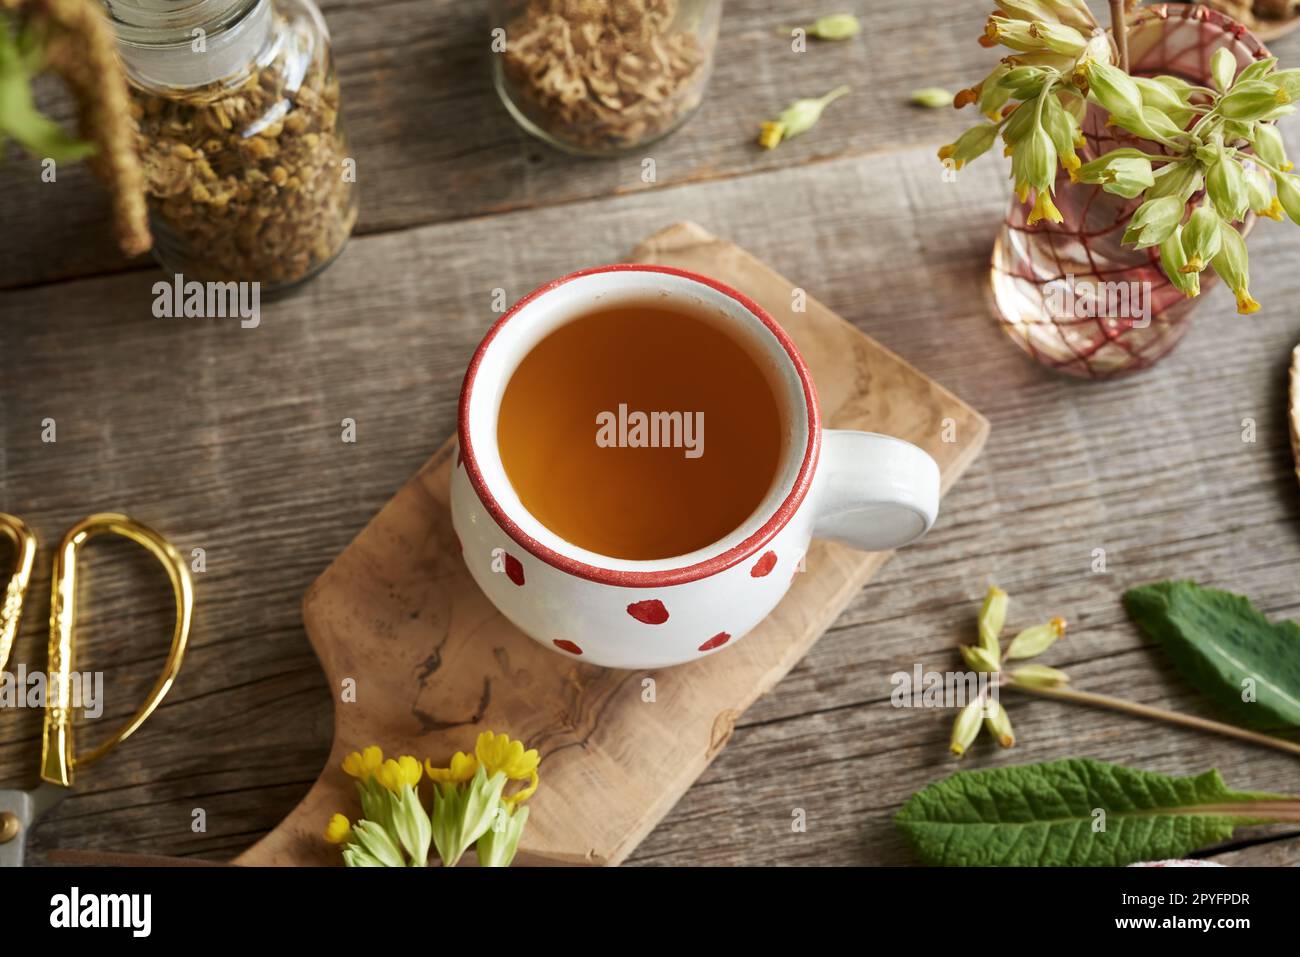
left=41, top=513, right=193, bottom=787
left=0, top=514, right=38, bottom=676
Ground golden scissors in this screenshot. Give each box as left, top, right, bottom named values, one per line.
left=0, top=513, right=192, bottom=866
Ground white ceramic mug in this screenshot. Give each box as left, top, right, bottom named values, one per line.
left=453, top=265, right=940, bottom=669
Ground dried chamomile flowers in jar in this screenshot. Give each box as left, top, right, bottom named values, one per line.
left=107, top=0, right=357, bottom=290
left=490, top=0, right=721, bottom=156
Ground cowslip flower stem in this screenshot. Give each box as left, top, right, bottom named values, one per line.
left=1004, top=678, right=1300, bottom=757
left=1109, top=0, right=1128, bottom=72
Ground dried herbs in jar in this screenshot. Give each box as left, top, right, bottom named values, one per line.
left=110, top=0, right=356, bottom=290
left=491, top=0, right=721, bottom=155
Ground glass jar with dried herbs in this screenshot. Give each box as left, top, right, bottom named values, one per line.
left=489, top=0, right=721, bottom=156
left=108, top=0, right=357, bottom=290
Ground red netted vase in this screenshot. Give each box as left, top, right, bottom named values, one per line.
left=990, top=4, right=1269, bottom=379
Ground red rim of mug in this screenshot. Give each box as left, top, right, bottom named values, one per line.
left=457, top=263, right=821, bottom=588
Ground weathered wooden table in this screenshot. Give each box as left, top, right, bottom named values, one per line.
left=2, top=1, right=1299, bottom=866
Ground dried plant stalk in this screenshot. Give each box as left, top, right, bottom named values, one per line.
left=4, top=0, right=151, bottom=255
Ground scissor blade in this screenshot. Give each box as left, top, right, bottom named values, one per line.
left=0, top=783, right=67, bottom=867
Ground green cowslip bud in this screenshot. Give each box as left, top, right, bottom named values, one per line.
left=1207, top=156, right=1249, bottom=221
left=983, top=698, right=1015, bottom=748
left=1027, top=20, right=1088, bottom=57
left=765, top=85, right=850, bottom=145
left=1011, top=122, right=1058, bottom=198
left=1246, top=166, right=1276, bottom=217
left=1122, top=194, right=1183, bottom=248
left=1005, top=0, right=1093, bottom=33
left=999, top=66, right=1052, bottom=99
left=977, top=586, right=1008, bottom=659
left=1195, top=133, right=1224, bottom=166
left=1005, top=617, right=1067, bottom=659
left=1060, top=89, right=1088, bottom=124
left=1146, top=158, right=1203, bottom=201
left=1180, top=205, right=1223, bottom=275
left=1049, top=0, right=1100, bottom=31
left=1151, top=74, right=1195, bottom=98
left=911, top=87, right=954, bottom=109
left=1074, top=147, right=1150, bottom=183
left=1238, top=57, right=1278, bottom=85
left=1135, top=105, right=1190, bottom=143
left=802, top=13, right=860, bottom=40
left=1133, top=76, right=1194, bottom=126
left=1159, top=226, right=1201, bottom=298
left=1211, top=46, right=1237, bottom=93
left=1087, top=60, right=1144, bottom=124
left=1222, top=119, right=1254, bottom=142
left=977, top=64, right=1014, bottom=119
left=1269, top=67, right=1300, bottom=101
left=1001, top=99, right=1039, bottom=148
left=1253, top=121, right=1290, bottom=171
left=960, top=644, right=1001, bottom=673
left=1042, top=93, right=1081, bottom=172
left=937, top=122, right=999, bottom=170
left=1274, top=170, right=1300, bottom=225
left=950, top=699, right=984, bottom=757
left=1210, top=220, right=1258, bottom=314
left=1218, top=80, right=1292, bottom=121
left=1009, top=664, right=1071, bottom=688
left=985, top=16, right=1039, bottom=53
left=1098, top=157, right=1154, bottom=198
left=993, top=0, right=1057, bottom=18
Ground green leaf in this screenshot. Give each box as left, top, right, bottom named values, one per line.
left=1123, top=580, right=1300, bottom=728
left=895, top=757, right=1297, bottom=866
left=0, top=13, right=95, bottom=163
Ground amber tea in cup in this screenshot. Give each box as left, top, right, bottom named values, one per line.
left=496, top=304, right=784, bottom=561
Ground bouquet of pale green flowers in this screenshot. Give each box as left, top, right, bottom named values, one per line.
left=941, top=0, right=1300, bottom=314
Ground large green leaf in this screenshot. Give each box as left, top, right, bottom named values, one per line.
left=1124, top=580, right=1300, bottom=728
left=895, top=757, right=1296, bottom=866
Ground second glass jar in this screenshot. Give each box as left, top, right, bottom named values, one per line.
left=490, top=0, right=722, bottom=156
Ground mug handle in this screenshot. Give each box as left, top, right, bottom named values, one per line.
left=812, top=430, right=940, bottom=552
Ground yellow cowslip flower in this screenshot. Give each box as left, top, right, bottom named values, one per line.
left=1236, top=291, right=1261, bottom=315
left=504, top=769, right=540, bottom=806
left=1027, top=190, right=1063, bottom=225
left=342, top=745, right=383, bottom=780
left=1261, top=197, right=1285, bottom=221
left=476, top=731, right=540, bottom=781
left=425, top=750, right=477, bottom=784
left=324, top=813, right=352, bottom=844
left=375, top=755, right=422, bottom=793
left=758, top=121, right=784, bottom=149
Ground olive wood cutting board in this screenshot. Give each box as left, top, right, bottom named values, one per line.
left=236, top=222, right=990, bottom=866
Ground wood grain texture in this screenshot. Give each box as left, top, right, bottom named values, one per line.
left=233, top=222, right=987, bottom=866
left=3, top=0, right=1300, bottom=864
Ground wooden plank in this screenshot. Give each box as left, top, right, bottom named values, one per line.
left=2, top=0, right=1001, bottom=288
left=3, top=143, right=1300, bottom=865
